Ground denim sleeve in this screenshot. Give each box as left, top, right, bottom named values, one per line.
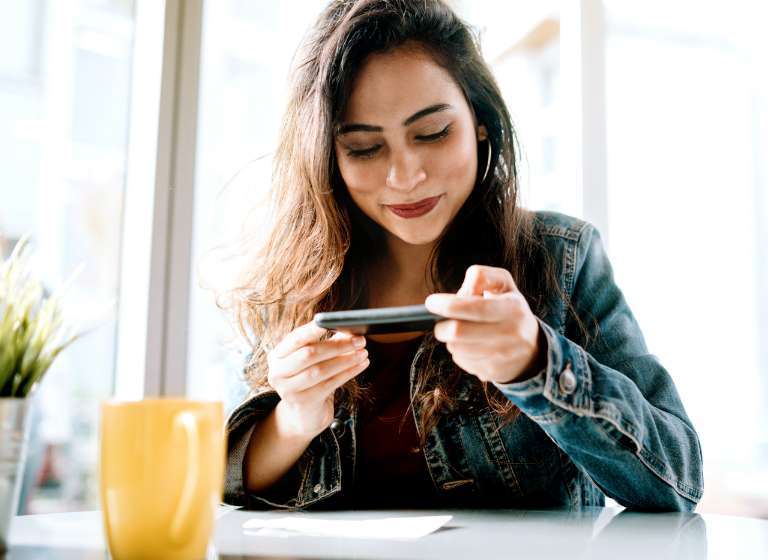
left=494, top=224, right=704, bottom=511
left=223, top=390, right=314, bottom=510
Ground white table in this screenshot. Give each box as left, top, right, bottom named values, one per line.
left=6, top=506, right=768, bottom=559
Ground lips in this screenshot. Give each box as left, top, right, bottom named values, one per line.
left=385, top=195, right=442, bottom=218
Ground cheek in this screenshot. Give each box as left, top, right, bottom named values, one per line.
left=336, top=160, right=384, bottom=220
left=337, top=157, right=380, bottom=197
left=431, top=132, right=478, bottom=190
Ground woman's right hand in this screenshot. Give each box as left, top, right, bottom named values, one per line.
left=266, top=321, right=369, bottom=438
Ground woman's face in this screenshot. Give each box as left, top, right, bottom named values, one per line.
left=335, top=45, right=486, bottom=248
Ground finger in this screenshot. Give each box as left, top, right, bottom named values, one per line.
left=457, top=265, right=517, bottom=297
left=426, top=292, right=518, bottom=322
left=445, top=341, right=491, bottom=358
left=330, top=330, right=355, bottom=341
left=434, top=319, right=508, bottom=343
left=272, top=320, right=328, bottom=359
left=299, top=355, right=370, bottom=401
left=278, top=349, right=369, bottom=394
left=280, top=336, right=366, bottom=379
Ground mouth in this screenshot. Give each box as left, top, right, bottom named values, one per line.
left=384, top=195, right=442, bottom=219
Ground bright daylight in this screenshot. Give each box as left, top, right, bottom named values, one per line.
left=0, top=1, right=766, bottom=558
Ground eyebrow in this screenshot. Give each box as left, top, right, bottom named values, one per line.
left=336, top=103, right=453, bottom=136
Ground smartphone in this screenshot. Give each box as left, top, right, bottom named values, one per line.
left=314, top=304, right=445, bottom=334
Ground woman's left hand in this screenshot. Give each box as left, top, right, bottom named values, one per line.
left=425, top=265, right=547, bottom=384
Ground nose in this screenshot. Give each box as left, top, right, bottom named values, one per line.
left=386, top=149, right=427, bottom=192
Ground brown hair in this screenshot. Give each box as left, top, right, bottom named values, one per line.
left=228, top=0, right=594, bottom=440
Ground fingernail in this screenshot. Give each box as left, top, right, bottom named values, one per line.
left=357, top=349, right=368, bottom=359
left=353, top=336, right=366, bottom=348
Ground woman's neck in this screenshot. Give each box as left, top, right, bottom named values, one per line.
left=367, top=235, right=434, bottom=308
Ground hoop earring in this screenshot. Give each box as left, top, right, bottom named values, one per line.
left=481, top=137, right=492, bottom=184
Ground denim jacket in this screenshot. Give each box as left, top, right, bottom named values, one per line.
left=223, top=210, right=704, bottom=511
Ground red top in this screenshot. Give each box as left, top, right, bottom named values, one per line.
left=351, top=335, right=437, bottom=509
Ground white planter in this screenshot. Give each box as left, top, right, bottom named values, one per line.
left=0, top=398, right=32, bottom=551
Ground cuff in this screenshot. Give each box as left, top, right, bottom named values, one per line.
left=493, top=318, right=594, bottom=422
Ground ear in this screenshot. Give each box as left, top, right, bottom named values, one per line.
left=477, top=124, right=488, bottom=141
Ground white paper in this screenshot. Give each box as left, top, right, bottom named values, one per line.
left=242, top=515, right=452, bottom=540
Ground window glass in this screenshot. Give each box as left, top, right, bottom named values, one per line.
left=187, top=1, right=324, bottom=414
left=460, top=0, right=573, bottom=216
left=0, top=0, right=134, bottom=513
left=603, top=0, right=768, bottom=515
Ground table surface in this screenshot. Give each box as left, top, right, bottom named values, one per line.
left=5, top=506, right=768, bottom=559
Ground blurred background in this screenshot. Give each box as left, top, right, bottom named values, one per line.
left=0, top=0, right=765, bottom=517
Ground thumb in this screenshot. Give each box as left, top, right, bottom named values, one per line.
left=457, top=265, right=515, bottom=297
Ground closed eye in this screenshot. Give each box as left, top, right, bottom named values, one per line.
left=346, top=144, right=382, bottom=159
left=343, top=123, right=451, bottom=159
left=416, top=124, right=452, bottom=142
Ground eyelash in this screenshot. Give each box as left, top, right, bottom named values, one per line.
left=416, top=123, right=452, bottom=142
left=346, top=145, right=381, bottom=159
left=345, top=124, right=452, bottom=159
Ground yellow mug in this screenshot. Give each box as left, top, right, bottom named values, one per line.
left=99, top=399, right=224, bottom=560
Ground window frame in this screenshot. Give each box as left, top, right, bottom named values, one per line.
left=114, top=0, right=203, bottom=398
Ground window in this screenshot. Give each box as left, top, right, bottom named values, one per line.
left=603, top=0, right=768, bottom=516
left=0, top=0, right=134, bottom=513
left=467, top=0, right=768, bottom=515
left=186, top=0, right=324, bottom=414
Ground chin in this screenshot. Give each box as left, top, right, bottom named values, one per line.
left=386, top=224, right=443, bottom=246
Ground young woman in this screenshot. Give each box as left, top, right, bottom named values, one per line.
left=223, top=0, right=703, bottom=511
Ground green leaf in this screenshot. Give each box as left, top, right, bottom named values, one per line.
left=0, top=236, right=88, bottom=397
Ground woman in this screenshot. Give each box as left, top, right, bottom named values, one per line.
left=223, top=0, right=703, bottom=511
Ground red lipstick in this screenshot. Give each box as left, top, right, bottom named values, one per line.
left=385, top=195, right=442, bottom=218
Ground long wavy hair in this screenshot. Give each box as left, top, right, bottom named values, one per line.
left=229, top=0, right=594, bottom=440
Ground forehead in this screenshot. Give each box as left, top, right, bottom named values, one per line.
left=342, top=46, right=471, bottom=124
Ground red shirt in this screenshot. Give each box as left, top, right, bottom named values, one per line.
left=351, top=335, right=437, bottom=509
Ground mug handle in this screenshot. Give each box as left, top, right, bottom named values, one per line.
left=169, top=411, right=200, bottom=544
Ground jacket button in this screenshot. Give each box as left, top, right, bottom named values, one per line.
left=330, top=418, right=345, bottom=436
left=559, top=364, right=577, bottom=395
